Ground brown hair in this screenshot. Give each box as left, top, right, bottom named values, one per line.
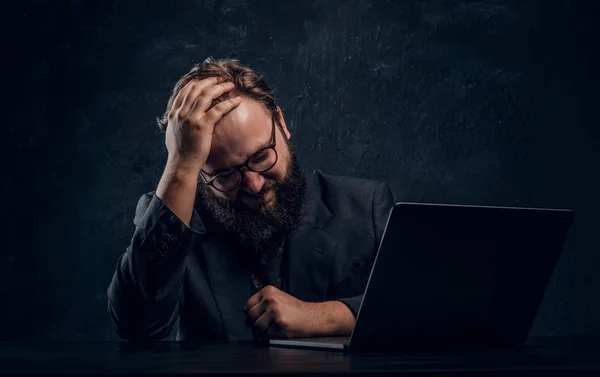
left=156, top=57, right=279, bottom=132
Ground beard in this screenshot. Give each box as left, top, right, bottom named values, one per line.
left=197, top=143, right=307, bottom=254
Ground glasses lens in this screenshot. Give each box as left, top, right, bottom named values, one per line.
left=248, top=148, right=277, bottom=172
left=213, top=170, right=242, bottom=191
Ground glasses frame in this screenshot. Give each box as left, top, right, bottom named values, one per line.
left=199, top=114, right=278, bottom=192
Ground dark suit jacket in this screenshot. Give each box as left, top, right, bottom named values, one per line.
left=107, top=169, right=394, bottom=341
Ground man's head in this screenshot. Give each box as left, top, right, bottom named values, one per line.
left=158, top=57, right=307, bottom=253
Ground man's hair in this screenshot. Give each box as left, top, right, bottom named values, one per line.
left=157, top=57, right=279, bottom=132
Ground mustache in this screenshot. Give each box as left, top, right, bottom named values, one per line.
left=238, top=178, right=278, bottom=199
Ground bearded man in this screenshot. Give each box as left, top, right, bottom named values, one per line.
left=107, top=57, right=394, bottom=341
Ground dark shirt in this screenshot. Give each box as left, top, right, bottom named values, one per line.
left=249, top=238, right=288, bottom=295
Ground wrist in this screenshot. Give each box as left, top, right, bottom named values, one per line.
left=310, top=301, right=355, bottom=337
left=165, top=157, right=202, bottom=182
left=156, top=159, right=201, bottom=227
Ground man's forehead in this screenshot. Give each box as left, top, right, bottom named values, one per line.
left=213, top=97, right=270, bottom=138
left=207, top=98, right=273, bottom=168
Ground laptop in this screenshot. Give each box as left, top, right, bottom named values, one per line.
left=269, top=202, right=573, bottom=352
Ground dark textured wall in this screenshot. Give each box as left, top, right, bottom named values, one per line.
left=2, top=0, right=598, bottom=341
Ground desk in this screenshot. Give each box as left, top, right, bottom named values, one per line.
left=0, top=337, right=598, bottom=376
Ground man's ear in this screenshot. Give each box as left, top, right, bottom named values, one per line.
left=276, top=106, right=291, bottom=140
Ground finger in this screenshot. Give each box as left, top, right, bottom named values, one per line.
left=189, top=81, right=236, bottom=115
left=245, top=299, right=268, bottom=327
left=180, top=80, right=234, bottom=118
left=201, top=96, right=243, bottom=126
left=172, top=77, right=218, bottom=114
left=178, top=78, right=224, bottom=117
left=251, top=310, right=275, bottom=338
left=243, top=290, right=262, bottom=313
left=265, top=321, right=284, bottom=339
left=245, top=302, right=265, bottom=328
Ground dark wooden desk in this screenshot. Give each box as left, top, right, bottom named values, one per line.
left=1, top=337, right=598, bottom=376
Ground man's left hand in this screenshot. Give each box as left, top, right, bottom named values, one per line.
left=242, top=285, right=354, bottom=339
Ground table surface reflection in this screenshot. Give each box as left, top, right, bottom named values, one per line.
left=1, top=337, right=599, bottom=375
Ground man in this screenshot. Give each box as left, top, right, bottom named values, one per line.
left=107, top=57, right=394, bottom=341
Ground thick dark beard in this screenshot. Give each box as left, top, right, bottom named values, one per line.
left=197, top=144, right=307, bottom=254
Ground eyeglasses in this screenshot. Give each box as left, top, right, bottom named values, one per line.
left=199, top=115, right=278, bottom=192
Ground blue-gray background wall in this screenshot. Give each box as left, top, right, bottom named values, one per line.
left=2, top=0, right=598, bottom=340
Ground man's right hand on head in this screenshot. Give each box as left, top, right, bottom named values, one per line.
left=156, top=77, right=242, bottom=227
left=164, top=76, right=242, bottom=174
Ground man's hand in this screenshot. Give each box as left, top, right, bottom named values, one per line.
left=243, top=285, right=356, bottom=339
left=165, top=76, right=241, bottom=172
left=156, top=77, right=242, bottom=226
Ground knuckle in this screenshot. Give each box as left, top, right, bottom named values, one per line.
left=264, top=285, right=276, bottom=293
left=213, top=102, right=227, bottom=113
left=209, top=91, right=223, bottom=101
left=201, top=113, right=215, bottom=125
left=188, top=79, right=201, bottom=88
left=269, top=303, right=281, bottom=316
left=210, top=109, right=224, bottom=120
left=274, top=317, right=288, bottom=330
left=192, top=116, right=205, bottom=127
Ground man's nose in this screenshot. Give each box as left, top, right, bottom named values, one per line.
left=241, top=170, right=265, bottom=194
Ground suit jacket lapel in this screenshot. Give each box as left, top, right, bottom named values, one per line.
left=287, top=170, right=337, bottom=302
left=202, top=235, right=253, bottom=341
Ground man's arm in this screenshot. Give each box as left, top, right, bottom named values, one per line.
left=244, top=285, right=355, bottom=338
left=303, top=300, right=355, bottom=336
left=106, top=174, right=205, bottom=340
left=107, top=77, right=242, bottom=340
left=244, top=183, right=395, bottom=339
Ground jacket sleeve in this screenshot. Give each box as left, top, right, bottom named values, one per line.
left=107, top=192, right=205, bottom=341
left=336, top=182, right=395, bottom=317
